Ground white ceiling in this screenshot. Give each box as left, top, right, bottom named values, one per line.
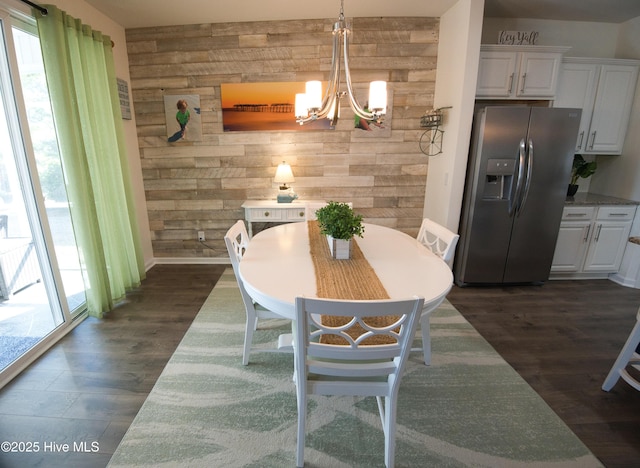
left=82, top=0, right=640, bottom=29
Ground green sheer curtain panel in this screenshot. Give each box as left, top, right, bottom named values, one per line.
left=35, top=5, right=145, bottom=317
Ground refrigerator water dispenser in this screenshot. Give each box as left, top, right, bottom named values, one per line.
left=483, top=159, right=515, bottom=199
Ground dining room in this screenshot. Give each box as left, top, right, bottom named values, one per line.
left=2, top=0, right=640, bottom=466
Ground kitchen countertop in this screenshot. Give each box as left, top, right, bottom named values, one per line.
left=565, top=192, right=640, bottom=206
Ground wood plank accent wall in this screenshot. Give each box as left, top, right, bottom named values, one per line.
left=125, top=17, right=439, bottom=258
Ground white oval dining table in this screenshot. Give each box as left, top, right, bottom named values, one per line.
left=238, top=222, right=453, bottom=320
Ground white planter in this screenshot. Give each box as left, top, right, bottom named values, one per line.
left=327, top=236, right=351, bottom=260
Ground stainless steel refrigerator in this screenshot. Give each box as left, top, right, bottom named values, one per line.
left=454, top=106, right=581, bottom=285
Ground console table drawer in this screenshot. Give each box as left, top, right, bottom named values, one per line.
left=284, top=208, right=306, bottom=221
left=241, top=199, right=328, bottom=237
left=248, top=209, right=284, bottom=221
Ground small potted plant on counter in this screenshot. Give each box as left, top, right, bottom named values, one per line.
left=315, top=201, right=364, bottom=259
left=568, top=154, right=597, bottom=197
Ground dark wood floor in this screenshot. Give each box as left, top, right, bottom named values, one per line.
left=1, top=265, right=640, bottom=467
left=0, top=264, right=226, bottom=468
left=447, top=279, right=640, bottom=468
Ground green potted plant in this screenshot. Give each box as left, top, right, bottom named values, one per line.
left=568, top=155, right=597, bottom=197
left=315, top=201, right=364, bottom=259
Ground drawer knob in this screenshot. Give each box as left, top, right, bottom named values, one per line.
left=264, top=211, right=270, bottom=217
left=299, top=211, right=305, bottom=217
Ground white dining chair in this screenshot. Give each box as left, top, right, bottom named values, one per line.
left=602, top=307, right=640, bottom=392
left=305, top=201, right=352, bottom=221
left=305, top=202, right=327, bottom=221
left=416, top=218, right=459, bottom=268
left=224, top=220, right=286, bottom=365
left=293, top=295, right=427, bottom=468
left=415, top=218, right=460, bottom=366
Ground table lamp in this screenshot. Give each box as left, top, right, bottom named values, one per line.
left=274, top=161, right=298, bottom=203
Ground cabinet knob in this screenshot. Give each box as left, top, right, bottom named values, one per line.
left=264, top=211, right=270, bottom=217
left=299, top=211, right=305, bottom=217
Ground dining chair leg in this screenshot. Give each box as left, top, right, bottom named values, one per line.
left=242, top=310, right=257, bottom=366
left=296, top=389, right=307, bottom=467
left=383, top=395, right=397, bottom=468
left=420, top=314, right=431, bottom=366
left=602, top=320, right=640, bottom=391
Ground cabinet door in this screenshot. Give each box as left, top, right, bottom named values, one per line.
left=551, top=221, right=591, bottom=272
left=583, top=221, right=632, bottom=272
left=554, top=63, right=599, bottom=152
left=587, top=64, right=639, bottom=154
left=517, top=52, right=562, bottom=97
left=476, top=51, right=518, bottom=97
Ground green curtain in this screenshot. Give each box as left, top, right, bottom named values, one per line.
left=35, top=5, right=145, bottom=317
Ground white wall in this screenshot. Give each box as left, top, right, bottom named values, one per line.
left=481, top=17, right=620, bottom=57
left=424, top=0, right=484, bottom=232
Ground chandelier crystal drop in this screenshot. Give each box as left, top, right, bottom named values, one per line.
left=295, top=0, right=387, bottom=126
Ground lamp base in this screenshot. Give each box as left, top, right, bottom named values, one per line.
left=277, top=189, right=298, bottom=203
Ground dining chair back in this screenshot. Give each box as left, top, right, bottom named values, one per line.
left=305, top=202, right=327, bottom=221
left=305, top=201, right=352, bottom=221
left=224, top=220, right=284, bottom=365
left=602, top=307, right=640, bottom=392
left=415, top=218, right=460, bottom=366
left=294, top=295, right=425, bottom=468
left=416, top=218, right=460, bottom=269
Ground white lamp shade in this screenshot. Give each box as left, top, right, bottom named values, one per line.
left=274, top=161, right=295, bottom=184
left=295, top=93, right=308, bottom=118
left=368, top=81, right=387, bottom=114
left=305, top=81, right=323, bottom=110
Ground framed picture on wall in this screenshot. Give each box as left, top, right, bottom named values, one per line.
left=221, top=82, right=333, bottom=132
left=352, top=88, right=393, bottom=139
left=164, top=94, right=202, bottom=142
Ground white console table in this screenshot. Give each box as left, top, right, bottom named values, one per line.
left=241, top=200, right=326, bottom=237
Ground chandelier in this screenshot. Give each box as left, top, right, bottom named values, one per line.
left=295, top=0, right=387, bottom=126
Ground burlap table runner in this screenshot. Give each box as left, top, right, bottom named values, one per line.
left=307, top=221, right=397, bottom=345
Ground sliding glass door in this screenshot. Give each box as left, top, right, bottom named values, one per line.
left=0, top=10, right=86, bottom=383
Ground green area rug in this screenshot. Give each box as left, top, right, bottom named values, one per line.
left=108, top=269, right=602, bottom=467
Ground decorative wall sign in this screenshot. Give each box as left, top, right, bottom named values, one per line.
left=164, top=94, right=202, bottom=142
left=117, top=78, right=131, bottom=120
left=498, top=30, right=539, bottom=45
left=221, top=82, right=332, bottom=132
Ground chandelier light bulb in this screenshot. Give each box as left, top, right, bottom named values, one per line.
left=305, top=81, right=323, bottom=110
left=295, top=93, right=309, bottom=119
left=368, top=81, right=387, bottom=114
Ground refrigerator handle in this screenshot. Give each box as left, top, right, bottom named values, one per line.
left=516, top=139, right=534, bottom=216
left=509, top=139, right=526, bottom=217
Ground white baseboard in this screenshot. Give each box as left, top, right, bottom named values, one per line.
left=148, top=257, right=231, bottom=269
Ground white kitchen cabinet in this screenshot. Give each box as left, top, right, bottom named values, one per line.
left=554, top=58, right=639, bottom=155
left=476, top=45, right=569, bottom=99
left=551, top=205, right=637, bottom=278
left=551, top=207, right=594, bottom=273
